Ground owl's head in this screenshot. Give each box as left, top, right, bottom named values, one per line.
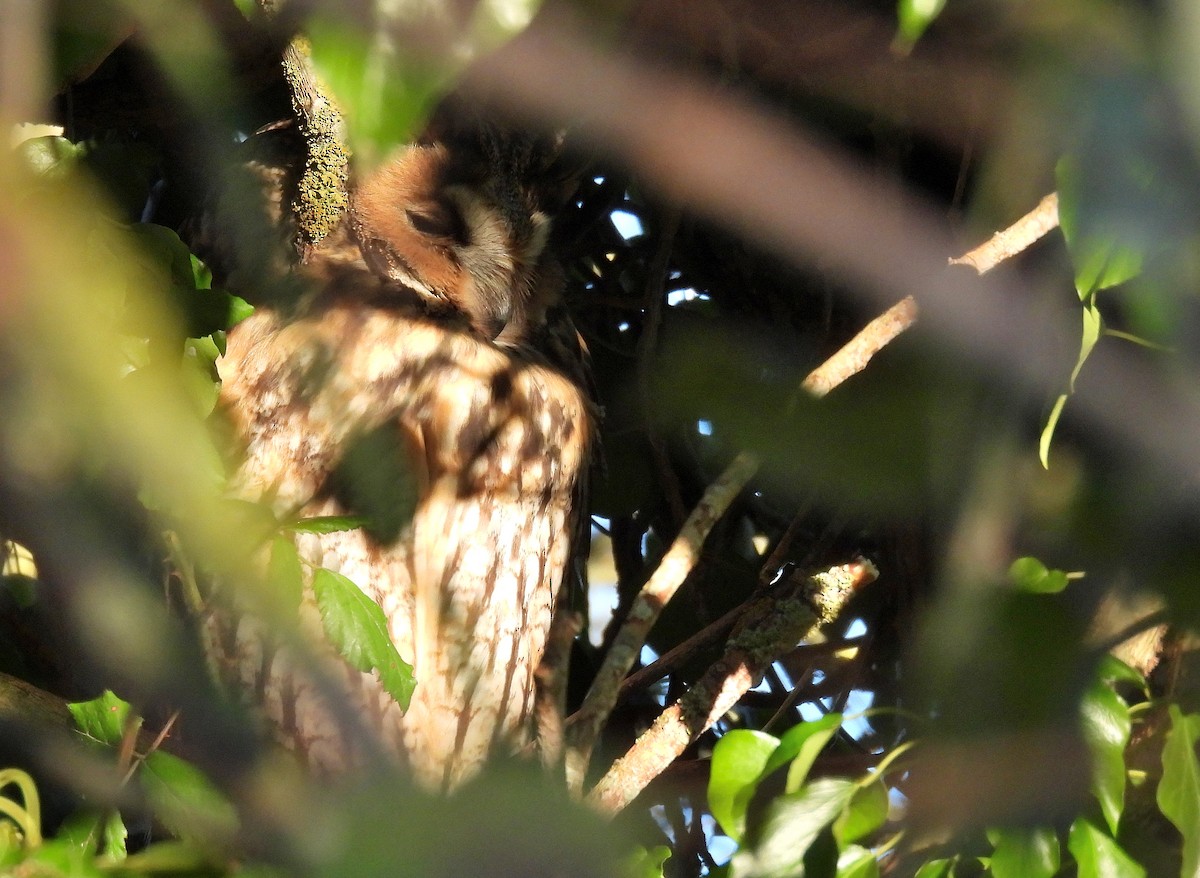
left=350, top=127, right=572, bottom=344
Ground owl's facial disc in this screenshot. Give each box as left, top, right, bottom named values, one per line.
left=351, top=144, right=550, bottom=343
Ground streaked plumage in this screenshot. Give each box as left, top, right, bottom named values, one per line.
left=199, top=120, right=591, bottom=789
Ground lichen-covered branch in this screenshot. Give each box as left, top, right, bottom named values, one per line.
left=280, top=37, right=349, bottom=255
left=586, top=559, right=878, bottom=815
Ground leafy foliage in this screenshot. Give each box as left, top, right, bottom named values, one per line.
left=5, top=1, right=1200, bottom=877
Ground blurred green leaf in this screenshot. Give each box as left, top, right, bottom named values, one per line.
left=1057, top=155, right=1146, bottom=298
left=286, top=514, right=370, bottom=535
left=732, top=778, right=856, bottom=878
left=307, top=16, right=445, bottom=166
left=1067, top=817, right=1145, bottom=878
left=1095, top=654, right=1148, bottom=694
left=914, top=860, right=956, bottom=878
left=1008, top=557, right=1069, bottom=594
left=120, top=839, right=219, bottom=872
left=56, top=810, right=127, bottom=862
left=17, top=135, right=85, bottom=176
left=327, top=425, right=419, bottom=544
left=1040, top=301, right=1102, bottom=469
left=1080, top=678, right=1130, bottom=834
left=834, top=781, right=888, bottom=846
left=836, top=844, right=879, bottom=878
left=989, top=826, right=1059, bottom=878
left=1157, top=706, right=1200, bottom=878
left=895, top=0, right=946, bottom=49
left=142, top=751, right=238, bottom=847
left=68, top=690, right=132, bottom=747
left=313, top=568, right=416, bottom=709
left=267, top=536, right=304, bottom=613
left=709, top=729, right=780, bottom=843
left=624, top=844, right=672, bottom=878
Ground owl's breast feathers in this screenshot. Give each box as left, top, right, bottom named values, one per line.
left=204, top=135, right=592, bottom=789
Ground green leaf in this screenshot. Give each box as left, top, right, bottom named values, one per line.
left=307, top=17, right=446, bottom=165
left=914, top=860, right=956, bottom=878
left=762, top=713, right=843, bottom=793
left=836, top=844, right=880, bottom=878
left=1008, top=557, right=1069, bottom=594
left=990, top=826, right=1059, bottom=878
left=1080, top=678, right=1131, bottom=834
left=56, top=810, right=127, bottom=862
left=17, top=135, right=85, bottom=176
left=1057, top=155, right=1145, bottom=298
left=834, top=781, right=889, bottom=846
left=623, top=844, right=672, bottom=878
left=1039, top=301, right=1103, bottom=469
left=120, top=839, right=217, bottom=872
left=1067, top=817, right=1145, bottom=878
left=731, top=778, right=857, bottom=878
left=267, top=536, right=304, bottom=613
left=313, top=568, right=416, bottom=709
left=141, top=750, right=238, bottom=846
left=286, top=514, right=370, bottom=535
left=1157, top=706, right=1200, bottom=878
left=895, top=0, right=947, bottom=48
left=68, top=690, right=132, bottom=747
left=1095, top=654, right=1148, bottom=694
left=709, top=730, right=781, bottom=843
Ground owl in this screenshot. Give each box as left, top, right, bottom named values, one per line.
left=198, top=117, right=592, bottom=790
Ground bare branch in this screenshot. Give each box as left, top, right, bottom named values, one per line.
left=586, top=558, right=878, bottom=815
left=565, top=450, right=761, bottom=791
left=949, top=193, right=1060, bottom=275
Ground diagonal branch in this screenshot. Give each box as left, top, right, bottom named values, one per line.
left=586, top=558, right=878, bottom=815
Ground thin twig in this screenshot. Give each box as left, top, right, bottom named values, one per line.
left=800, top=296, right=919, bottom=398
left=948, top=193, right=1060, bottom=275
left=586, top=558, right=878, bottom=815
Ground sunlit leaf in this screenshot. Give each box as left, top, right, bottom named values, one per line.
left=709, top=729, right=780, bottom=842
left=1157, top=706, right=1200, bottom=878
left=307, top=16, right=445, bottom=166
left=764, top=713, right=843, bottom=793
left=1080, top=678, right=1130, bottom=834
left=1008, top=557, right=1069, bottom=594
left=834, top=781, right=889, bottom=846
left=990, top=826, right=1059, bottom=878
left=895, top=0, right=946, bottom=48
left=68, top=690, right=132, bottom=748
left=313, top=567, right=416, bottom=709
left=1057, top=156, right=1146, bottom=297
left=836, top=844, right=880, bottom=878
left=1039, top=301, right=1102, bottom=469
left=1067, top=817, right=1145, bottom=878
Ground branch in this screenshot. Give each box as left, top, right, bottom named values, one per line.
left=948, top=193, right=1060, bottom=275
left=586, top=558, right=878, bottom=815
left=565, top=450, right=760, bottom=791
left=258, top=1, right=350, bottom=256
